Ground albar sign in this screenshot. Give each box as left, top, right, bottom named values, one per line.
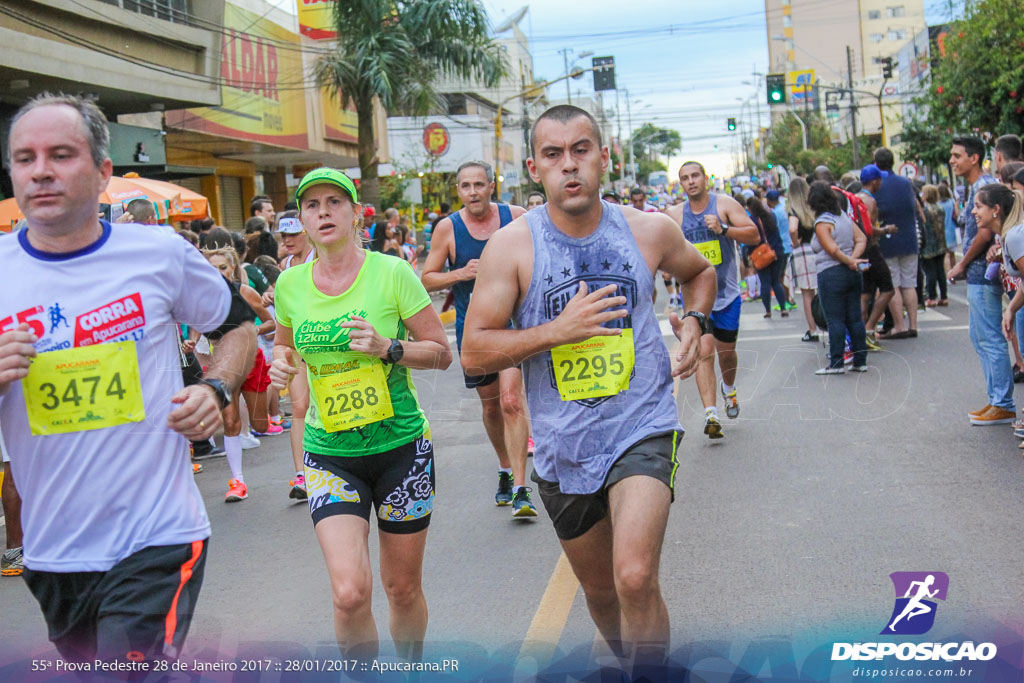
left=423, top=123, right=451, bottom=157
left=297, top=0, right=337, bottom=40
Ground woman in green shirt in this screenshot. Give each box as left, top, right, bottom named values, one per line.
left=269, top=169, right=451, bottom=661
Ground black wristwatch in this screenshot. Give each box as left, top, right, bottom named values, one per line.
left=198, top=378, right=232, bottom=409
left=383, top=338, right=405, bottom=364
left=682, top=311, right=713, bottom=336
left=721, top=224, right=730, bottom=236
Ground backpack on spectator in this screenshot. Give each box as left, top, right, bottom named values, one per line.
left=833, top=185, right=873, bottom=238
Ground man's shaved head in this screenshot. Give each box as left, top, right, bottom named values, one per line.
left=530, top=105, right=603, bottom=155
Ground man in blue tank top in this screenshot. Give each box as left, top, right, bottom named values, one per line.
left=665, top=162, right=760, bottom=439
left=421, top=162, right=536, bottom=516
left=461, top=105, right=717, bottom=671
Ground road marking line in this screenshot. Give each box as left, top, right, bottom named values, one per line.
left=518, top=552, right=580, bottom=667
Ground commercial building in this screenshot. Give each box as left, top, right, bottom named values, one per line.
left=0, top=0, right=224, bottom=199
left=382, top=22, right=542, bottom=205
left=763, top=0, right=926, bottom=151
left=163, top=0, right=381, bottom=228
left=0, top=0, right=384, bottom=229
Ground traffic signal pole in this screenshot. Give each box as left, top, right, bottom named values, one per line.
left=494, top=63, right=612, bottom=197
left=847, top=45, right=860, bottom=168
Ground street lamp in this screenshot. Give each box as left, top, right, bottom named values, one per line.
left=556, top=48, right=594, bottom=104
left=493, top=63, right=611, bottom=196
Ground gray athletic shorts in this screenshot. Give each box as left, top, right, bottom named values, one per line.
left=531, top=430, right=681, bottom=540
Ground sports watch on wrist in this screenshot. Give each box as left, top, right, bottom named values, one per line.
left=383, top=338, right=405, bottom=364
left=198, top=377, right=232, bottom=409
left=682, top=311, right=713, bottom=336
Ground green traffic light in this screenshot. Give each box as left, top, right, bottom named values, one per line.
left=771, top=92, right=782, bottom=102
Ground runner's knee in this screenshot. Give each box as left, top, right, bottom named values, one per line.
left=481, top=398, right=502, bottom=422
left=613, top=561, right=658, bottom=605
left=331, top=576, right=372, bottom=616
left=382, top=575, right=423, bottom=609
left=499, top=389, right=524, bottom=417
left=222, top=411, right=241, bottom=435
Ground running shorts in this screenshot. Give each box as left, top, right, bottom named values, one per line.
left=241, top=348, right=271, bottom=393
left=463, top=369, right=499, bottom=389
left=23, top=540, right=208, bottom=664
left=709, top=295, right=742, bottom=344
left=531, top=430, right=681, bottom=540
left=863, top=246, right=895, bottom=294
left=304, top=432, right=434, bottom=534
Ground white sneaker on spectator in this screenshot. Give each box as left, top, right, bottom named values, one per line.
left=240, top=433, right=261, bottom=450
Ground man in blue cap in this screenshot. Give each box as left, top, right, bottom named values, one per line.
left=872, top=148, right=923, bottom=339
left=857, top=164, right=898, bottom=343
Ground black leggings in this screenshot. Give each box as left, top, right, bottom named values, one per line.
left=921, top=254, right=947, bottom=300
left=758, top=257, right=787, bottom=313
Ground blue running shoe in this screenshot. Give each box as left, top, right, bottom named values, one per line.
left=512, top=488, right=538, bottom=518
left=495, top=471, right=514, bottom=506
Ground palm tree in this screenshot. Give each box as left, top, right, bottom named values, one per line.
left=314, top=0, right=506, bottom=209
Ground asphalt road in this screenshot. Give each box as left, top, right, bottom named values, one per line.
left=2, top=279, right=1022, bottom=681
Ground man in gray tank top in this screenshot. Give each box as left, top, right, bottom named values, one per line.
left=665, top=162, right=759, bottom=439
left=461, top=105, right=717, bottom=672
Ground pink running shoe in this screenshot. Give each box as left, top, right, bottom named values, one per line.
left=289, top=474, right=307, bottom=501
left=251, top=423, right=284, bottom=437
left=225, top=479, right=248, bottom=502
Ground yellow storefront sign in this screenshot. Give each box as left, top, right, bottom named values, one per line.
left=166, top=4, right=309, bottom=149
left=322, top=91, right=358, bottom=143
left=297, top=0, right=337, bottom=40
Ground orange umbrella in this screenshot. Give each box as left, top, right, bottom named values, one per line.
left=102, top=175, right=181, bottom=221
left=0, top=174, right=209, bottom=231
left=119, top=173, right=209, bottom=221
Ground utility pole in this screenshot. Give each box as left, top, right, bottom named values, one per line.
left=625, top=88, right=634, bottom=186
left=615, top=88, right=622, bottom=181
left=752, top=63, right=762, bottom=163
left=558, top=48, right=572, bottom=103
left=847, top=45, right=860, bottom=168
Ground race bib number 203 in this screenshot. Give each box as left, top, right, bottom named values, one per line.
left=22, top=342, right=145, bottom=436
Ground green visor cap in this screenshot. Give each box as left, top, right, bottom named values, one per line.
left=295, top=168, right=359, bottom=204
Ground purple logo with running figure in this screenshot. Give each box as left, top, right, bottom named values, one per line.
left=881, top=571, right=949, bottom=635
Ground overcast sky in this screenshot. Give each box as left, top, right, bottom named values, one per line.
left=481, top=0, right=961, bottom=178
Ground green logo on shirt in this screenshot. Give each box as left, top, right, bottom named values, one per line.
left=294, top=310, right=367, bottom=354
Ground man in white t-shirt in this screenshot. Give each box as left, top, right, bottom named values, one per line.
left=0, top=93, right=257, bottom=665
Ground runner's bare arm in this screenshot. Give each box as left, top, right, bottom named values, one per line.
left=420, top=219, right=471, bottom=292
left=462, top=222, right=627, bottom=375
left=635, top=212, right=717, bottom=378
left=717, top=195, right=761, bottom=245
left=240, top=284, right=275, bottom=335
left=269, top=324, right=298, bottom=389
left=508, top=205, right=528, bottom=219
left=168, top=320, right=257, bottom=439
left=650, top=215, right=717, bottom=315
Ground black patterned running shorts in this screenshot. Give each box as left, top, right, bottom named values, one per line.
left=303, top=432, right=434, bottom=534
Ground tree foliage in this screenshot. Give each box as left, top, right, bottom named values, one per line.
left=314, top=0, right=506, bottom=209
left=765, top=112, right=873, bottom=176
left=632, top=123, right=682, bottom=161
left=903, top=0, right=1024, bottom=145
left=898, top=110, right=954, bottom=170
